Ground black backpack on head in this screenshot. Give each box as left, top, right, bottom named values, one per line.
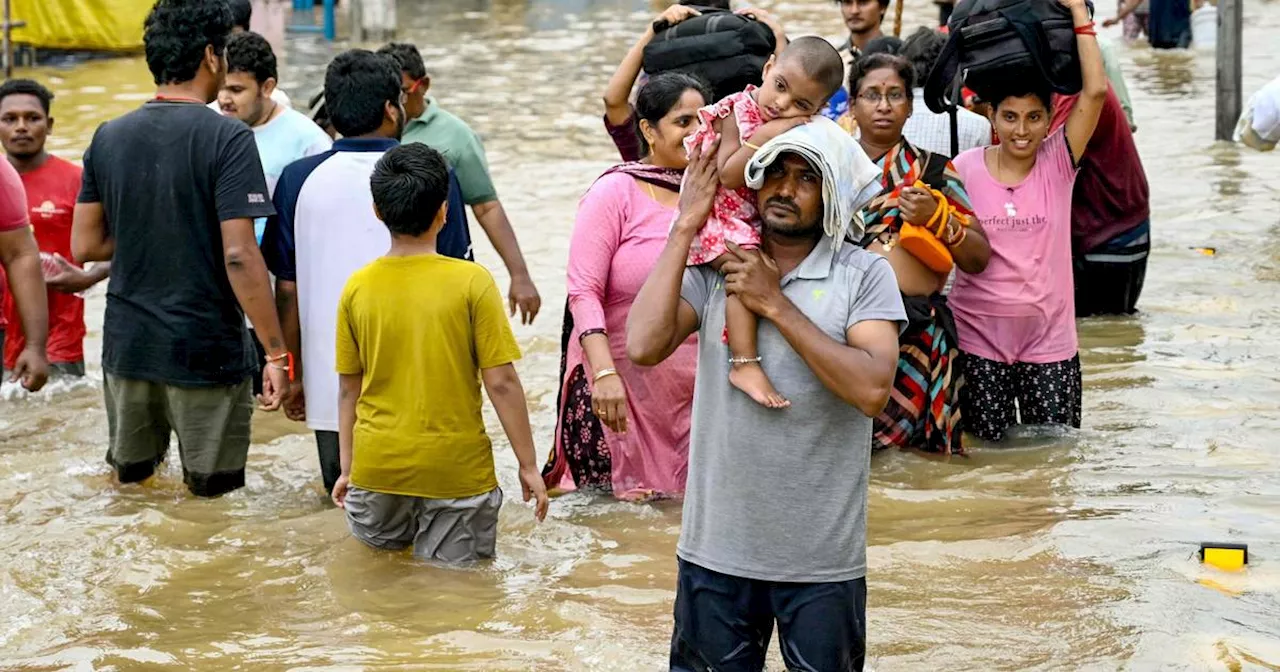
left=641, top=8, right=778, bottom=102
left=923, top=0, right=1082, bottom=153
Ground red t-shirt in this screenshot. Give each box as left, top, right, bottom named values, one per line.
left=0, top=159, right=31, bottom=331
left=1050, top=84, right=1150, bottom=252
left=2, top=156, right=86, bottom=366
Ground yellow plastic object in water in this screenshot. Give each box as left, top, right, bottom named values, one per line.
left=1200, top=542, right=1248, bottom=571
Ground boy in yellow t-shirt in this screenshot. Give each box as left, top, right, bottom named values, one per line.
left=331, top=143, right=548, bottom=563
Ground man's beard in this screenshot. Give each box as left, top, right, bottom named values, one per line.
left=761, top=196, right=822, bottom=239
left=392, top=107, right=406, bottom=141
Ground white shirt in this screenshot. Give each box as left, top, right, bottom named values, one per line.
left=1235, top=75, right=1280, bottom=150
left=903, top=90, right=993, bottom=158
left=291, top=148, right=392, bottom=432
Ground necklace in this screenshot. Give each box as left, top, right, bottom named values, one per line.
left=152, top=93, right=206, bottom=104
left=996, top=147, right=1019, bottom=217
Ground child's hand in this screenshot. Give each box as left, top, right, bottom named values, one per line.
left=519, top=465, right=549, bottom=522
left=331, top=474, right=350, bottom=508
left=755, top=116, right=810, bottom=144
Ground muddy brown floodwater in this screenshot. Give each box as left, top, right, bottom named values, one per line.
left=2, top=0, right=1280, bottom=669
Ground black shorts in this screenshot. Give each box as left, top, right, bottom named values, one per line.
left=670, top=558, right=866, bottom=672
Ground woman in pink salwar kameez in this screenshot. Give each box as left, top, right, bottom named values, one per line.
left=542, top=74, right=710, bottom=499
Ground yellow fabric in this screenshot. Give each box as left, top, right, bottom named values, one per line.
left=11, top=0, right=150, bottom=51
left=335, top=254, right=521, bottom=499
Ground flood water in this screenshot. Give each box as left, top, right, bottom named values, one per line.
left=3, top=0, right=1280, bottom=669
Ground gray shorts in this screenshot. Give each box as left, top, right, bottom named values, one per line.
left=103, top=373, right=253, bottom=498
left=344, top=486, right=503, bottom=563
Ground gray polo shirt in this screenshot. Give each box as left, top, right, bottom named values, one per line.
left=677, top=240, right=905, bottom=583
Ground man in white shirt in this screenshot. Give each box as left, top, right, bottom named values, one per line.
left=1235, top=75, right=1280, bottom=151
left=900, top=27, right=991, bottom=157
left=262, top=49, right=407, bottom=497
left=208, top=0, right=291, bottom=111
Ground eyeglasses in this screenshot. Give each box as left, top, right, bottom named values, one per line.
left=402, top=78, right=426, bottom=96
left=857, top=89, right=909, bottom=105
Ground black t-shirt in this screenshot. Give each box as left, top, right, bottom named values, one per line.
left=79, top=101, right=274, bottom=386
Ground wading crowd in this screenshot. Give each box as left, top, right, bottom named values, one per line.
left=3, top=0, right=1276, bottom=669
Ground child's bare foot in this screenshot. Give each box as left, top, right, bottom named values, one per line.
left=729, top=361, right=790, bottom=409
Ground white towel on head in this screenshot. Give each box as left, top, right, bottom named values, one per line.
left=744, top=116, right=882, bottom=248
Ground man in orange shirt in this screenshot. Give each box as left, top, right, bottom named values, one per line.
left=0, top=79, right=109, bottom=378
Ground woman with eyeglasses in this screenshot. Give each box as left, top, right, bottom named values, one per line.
left=848, top=53, right=991, bottom=456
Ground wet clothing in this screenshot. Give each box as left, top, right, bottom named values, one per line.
left=103, top=373, right=253, bottom=497
left=1148, top=0, right=1191, bottom=49
left=670, top=558, right=867, bottom=672
left=961, top=353, right=1082, bottom=442
left=79, top=101, right=273, bottom=388
left=313, top=430, right=342, bottom=496
left=1074, top=219, right=1149, bottom=316
left=335, top=254, right=520, bottom=500
left=2, top=156, right=86, bottom=370
left=1050, top=86, right=1149, bottom=315
left=344, top=485, right=503, bottom=563
left=858, top=140, right=973, bottom=455
left=401, top=98, right=498, bottom=205
left=543, top=163, right=696, bottom=498
left=679, top=243, right=904, bottom=582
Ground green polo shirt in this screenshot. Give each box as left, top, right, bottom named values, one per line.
left=401, top=97, right=498, bottom=205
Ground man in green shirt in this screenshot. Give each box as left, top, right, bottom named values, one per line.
left=377, top=43, right=541, bottom=324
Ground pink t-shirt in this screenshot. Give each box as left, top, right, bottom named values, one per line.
left=0, top=159, right=31, bottom=330
left=949, top=129, right=1079, bottom=365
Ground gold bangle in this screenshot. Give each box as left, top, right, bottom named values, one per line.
left=742, top=140, right=762, bottom=151
left=593, top=368, right=618, bottom=383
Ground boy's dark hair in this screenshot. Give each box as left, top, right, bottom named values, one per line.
left=849, top=53, right=916, bottom=98
left=634, top=72, right=712, bottom=158
left=377, top=42, right=426, bottom=80
left=681, top=0, right=732, bottom=8
left=225, top=31, right=277, bottom=84
left=144, top=0, right=234, bottom=85
left=0, top=79, right=54, bottom=114
left=902, top=26, right=945, bottom=83
left=228, top=0, right=252, bottom=30
left=777, top=36, right=846, bottom=102
left=370, top=143, right=450, bottom=237
left=324, top=49, right=402, bottom=137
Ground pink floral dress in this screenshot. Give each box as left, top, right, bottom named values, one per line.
left=684, top=85, right=769, bottom=266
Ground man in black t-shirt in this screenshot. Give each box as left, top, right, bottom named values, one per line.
left=71, top=0, right=290, bottom=498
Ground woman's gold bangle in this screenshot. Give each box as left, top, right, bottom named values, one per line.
left=593, top=368, right=619, bottom=383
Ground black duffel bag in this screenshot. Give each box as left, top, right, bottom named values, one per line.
left=923, top=0, right=1082, bottom=153
left=642, top=8, right=777, bottom=103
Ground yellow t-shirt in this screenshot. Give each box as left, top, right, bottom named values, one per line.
left=335, top=254, right=521, bottom=499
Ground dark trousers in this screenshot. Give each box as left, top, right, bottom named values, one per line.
left=314, top=430, right=342, bottom=496
left=1074, top=219, right=1150, bottom=317
left=670, top=559, right=866, bottom=672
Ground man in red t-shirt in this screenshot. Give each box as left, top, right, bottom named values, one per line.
left=0, top=79, right=109, bottom=378
left=1051, top=83, right=1151, bottom=316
